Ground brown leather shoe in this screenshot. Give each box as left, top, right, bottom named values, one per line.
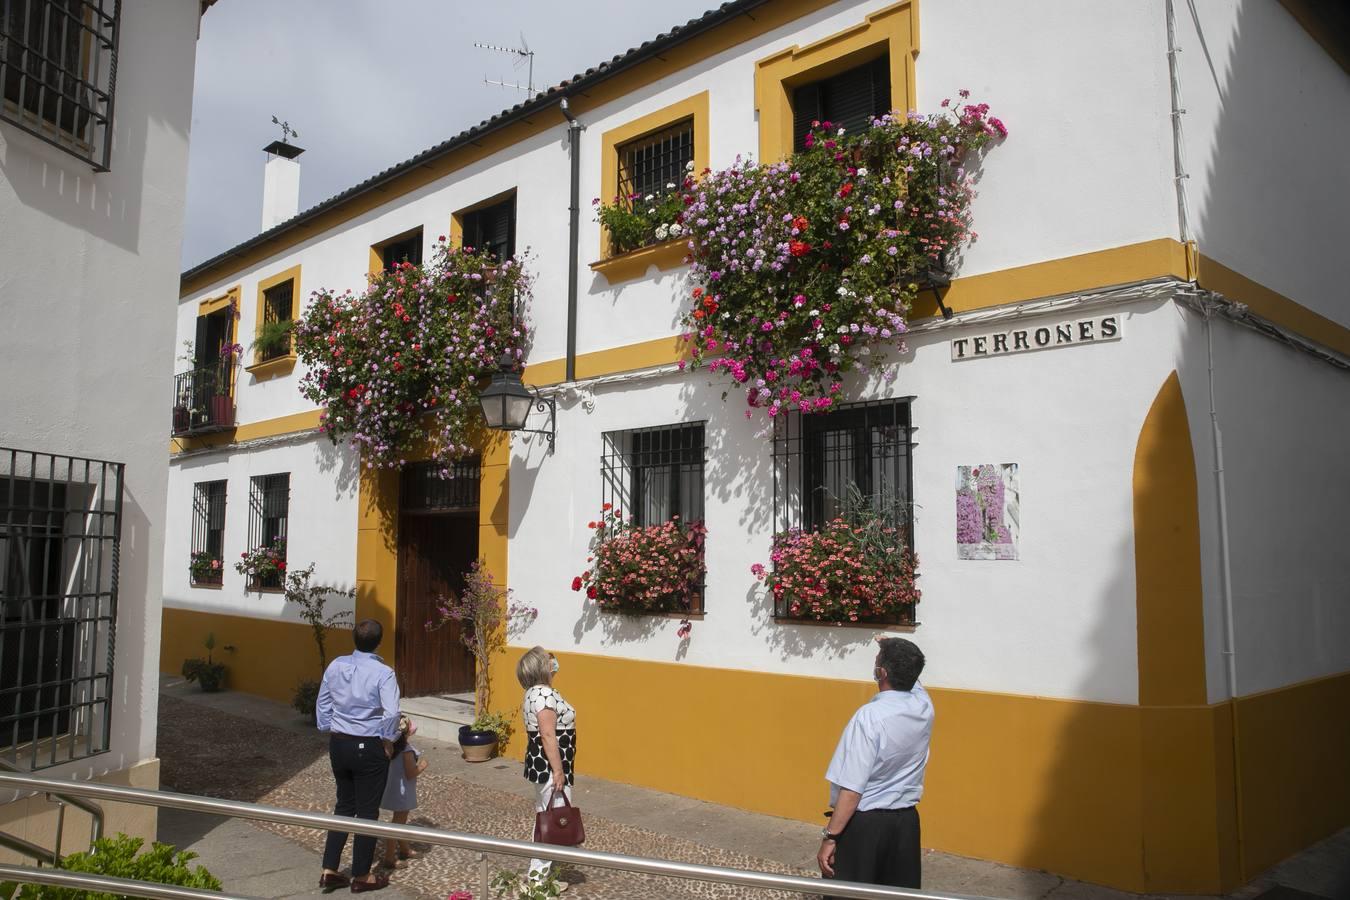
left=319, top=872, right=351, bottom=889
left=350, top=873, right=390, bottom=893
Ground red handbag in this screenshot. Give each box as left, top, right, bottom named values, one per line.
left=533, top=789, right=585, bottom=846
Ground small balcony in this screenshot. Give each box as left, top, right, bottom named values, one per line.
left=172, top=365, right=235, bottom=436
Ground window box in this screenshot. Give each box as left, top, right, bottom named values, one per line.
left=589, top=238, right=689, bottom=285
left=245, top=352, right=297, bottom=380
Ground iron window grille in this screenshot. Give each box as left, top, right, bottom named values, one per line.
left=1, top=447, right=123, bottom=770
left=601, top=422, right=706, bottom=613
left=0, top=0, right=119, bottom=171
left=400, top=459, right=480, bottom=514
left=772, top=398, right=916, bottom=623
left=791, top=54, right=891, bottom=152
left=617, top=118, right=694, bottom=210
left=259, top=279, right=294, bottom=362
left=380, top=231, right=422, bottom=272
left=461, top=197, right=516, bottom=264
left=190, top=480, right=226, bottom=585
left=246, top=473, right=288, bottom=590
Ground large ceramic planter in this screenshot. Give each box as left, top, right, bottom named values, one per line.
left=458, top=724, right=498, bottom=762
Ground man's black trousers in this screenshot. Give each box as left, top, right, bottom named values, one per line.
left=829, top=805, right=921, bottom=895
left=322, top=734, right=389, bottom=877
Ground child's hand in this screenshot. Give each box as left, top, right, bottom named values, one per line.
left=416, top=759, right=429, bottom=775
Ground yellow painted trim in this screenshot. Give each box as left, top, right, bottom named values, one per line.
left=754, top=0, right=918, bottom=164
left=588, top=239, right=689, bottom=285
left=244, top=353, right=297, bottom=380
left=253, top=264, right=301, bottom=365
left=180, top=0, right=845, bottom=299
left=369, top=226, right=423, bottom=278
left=1133, top=371, right=1207, bottom=708
left=161, top=606, right=351, bottom=704
left=197, top=286, right=239, bottom=316
left=170, top=409, right=323, bottom=455
left=449, top=187, right=517, bottom=251
left=1197, top=253, right=1350, bottom=357
left=598, top=91, right=709, bottom=261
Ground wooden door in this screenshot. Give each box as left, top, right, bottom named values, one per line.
left=395, top=513, right=477, bottom=697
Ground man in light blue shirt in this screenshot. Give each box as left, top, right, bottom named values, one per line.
left=316, top=619, right=401, bottom=892
left=819, top=638, right=932, bottom=893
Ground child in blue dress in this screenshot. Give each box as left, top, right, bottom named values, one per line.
left=380, top=714, right=427, bottom=869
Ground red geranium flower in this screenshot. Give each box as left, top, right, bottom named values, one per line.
left=789, top=240, right=811, bottom=257
left=571, top=576, right=583, bottom=592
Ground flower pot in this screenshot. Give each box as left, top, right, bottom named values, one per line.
left=209, top=395, right=234, bottom=428
left=197, top=667, right=226, bottom=693
left=458, top=725, right=498, bottom=762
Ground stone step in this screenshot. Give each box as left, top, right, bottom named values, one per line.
left=398, top=693, right=476, bottom=744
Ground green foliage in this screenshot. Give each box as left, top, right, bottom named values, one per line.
left=490, top=867, right=563, bottom=899
left=253, top=318, right=294, bottom=359
left=293, top=679, right=321, bottom=722
left=181, top=633, right=226, bottom=692
left=282, top=563, right=354, bottom=673
left=1, top=834, right=221, bottom=899
left=594, top=169, right=691, bottom=255
left=470, top=710, right=514, bottom=749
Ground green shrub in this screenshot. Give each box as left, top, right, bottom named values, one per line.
left=293, top=679, right=320, bottom=722
left=1, top=834, right=221, bottom=899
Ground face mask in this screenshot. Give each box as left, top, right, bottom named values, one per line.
left=551, top=657, right=560, bottom=675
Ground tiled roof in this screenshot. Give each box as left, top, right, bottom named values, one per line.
left=181, top=0, right=772, bottom=285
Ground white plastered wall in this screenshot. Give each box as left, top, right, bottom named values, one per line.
left=1176, top=0, right=1350, bottom=329
left=0, top=0, right=200, bottom=780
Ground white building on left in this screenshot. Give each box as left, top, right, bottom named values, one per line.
left=0, top=0, right=213, bottom=860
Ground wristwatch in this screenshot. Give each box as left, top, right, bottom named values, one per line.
left=821, top=828, right=842, bottom=841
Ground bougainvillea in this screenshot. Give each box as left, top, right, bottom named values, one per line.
left=573, top=504, right=705, bottom=629
left=753, top=516, right=919, bottom=623
left=679, top=93, right=1005, bottom=427
left=294, top=240, right=530, bottom=468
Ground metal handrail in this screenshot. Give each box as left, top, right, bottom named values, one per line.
left=0, top=830, right=52, bottom=866
left=0, top=772, right=994, bottom=900
left=0, top=758, right=103, bottom=864
left=0, top=863, right=250, bottom=900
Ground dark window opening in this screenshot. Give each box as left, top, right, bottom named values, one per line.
left=772, top=399, right=915, bottom=623
left=792, top=54, right=891, bottom=152
left=380, top=231, right=423, bottom=272
left=461, top=196, right=516, bottom=263
left=0, top=0, right=119, bottom=169
left=618, top=119, right=694, bottom=208
left=190, top=481, right=226, bottom=585
left=1, top=448, right=122, bottom=769
left=246, top=473, right=288, bottom=590
left=259, top=279, right=294, bottom=362
left=400, top=459, right=480, bottom=514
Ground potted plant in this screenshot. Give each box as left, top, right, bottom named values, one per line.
left=189, top=550, right=223, bottom=586
left=281, top=563, right=354, bottom=723
left=181, top=633, right=227, bottom=692
left=236, top=538, right=287, bottom=592
left=253, top=319, right=294, bottom=362
left=427, top=560, right=536, bottom=761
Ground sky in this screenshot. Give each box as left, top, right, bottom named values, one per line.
left=181, top=0, right=720, bottom=270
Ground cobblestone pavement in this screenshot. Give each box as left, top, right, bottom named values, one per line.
left=158, top=694, right=823, bottom=899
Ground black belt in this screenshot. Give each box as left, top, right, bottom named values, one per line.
left=331, top=732, right=381, bottom=741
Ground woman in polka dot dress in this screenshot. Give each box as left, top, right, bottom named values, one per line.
left=516, top=645, right=577, bottom=890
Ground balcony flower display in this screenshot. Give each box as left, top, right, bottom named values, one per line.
left=189, top=551, right=223, bottom=585
left=295, top=241, right=531, bottom=468
left=574, top=505, right=705, bottom=629
left=593, top=161, right=695, bottom=255
left=679, top=93, right=1005, bottom=427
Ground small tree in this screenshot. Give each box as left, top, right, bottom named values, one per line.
left=427, top=560, right=536, bottom=726
left=283, top=563, right=354, bottom=720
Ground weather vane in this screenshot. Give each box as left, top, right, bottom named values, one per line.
left=271, top=115, right=299, bottom=145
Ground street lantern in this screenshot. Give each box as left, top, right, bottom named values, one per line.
left=478, top=353, right=555, bottom=449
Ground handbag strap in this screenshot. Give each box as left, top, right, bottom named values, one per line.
left=544, top=787, right=573, bottom=810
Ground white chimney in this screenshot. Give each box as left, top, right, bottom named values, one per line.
left=260, top=139, right=304, bottom=231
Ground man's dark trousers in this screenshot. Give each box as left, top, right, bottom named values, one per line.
left=322, top=734, right=389, bottom=877
left=829, top=805, right=921, bottom=896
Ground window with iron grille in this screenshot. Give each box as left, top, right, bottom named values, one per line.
left=0, top=0, right=119, bottom=170
left=461, top=196, right=516, bottom=264
left=791, top=54, right=891, bottom=152
left=379, top=230, right=423, bottom=272
left=601, top=423, right=706, bottom=612
left=772, top=398, right=915, bottom=622
left=190, top=480, right=226, bottom=585
left=400, top=458, right=480, bottom=513
left=1, top=447, right=123, bottom=770
left=617, top=118, right=693, bottom=209
left=259, top=279, right=294, bottom=362
left=246, top=473, right=288, bottom=590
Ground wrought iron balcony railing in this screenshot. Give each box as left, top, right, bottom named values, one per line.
left=171, top=364, right=235, bottom=436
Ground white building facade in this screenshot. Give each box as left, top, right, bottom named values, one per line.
left=1, top=0, right=208, bottom=862
left=165, top=0, right=1350, bottom=892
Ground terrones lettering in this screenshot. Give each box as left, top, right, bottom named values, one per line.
left=951, top=314, right=1123, bottom=361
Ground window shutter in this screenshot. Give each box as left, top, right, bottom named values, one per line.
left=193, top=315, right=210, bottom=368
left=792, top=82, right=822, bottom=151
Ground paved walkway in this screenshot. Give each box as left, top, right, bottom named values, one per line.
left=155, top=675, right=1350, bottom=900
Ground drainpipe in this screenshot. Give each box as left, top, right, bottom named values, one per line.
left=561, top=97, right=583, bottom=382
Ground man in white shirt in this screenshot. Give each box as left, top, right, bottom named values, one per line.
left=818, top=637, right=933, bottom=892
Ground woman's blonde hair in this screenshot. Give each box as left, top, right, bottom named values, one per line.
left=516, top=646, right=553, bottom=689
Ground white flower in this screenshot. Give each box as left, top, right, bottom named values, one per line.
left=837, top=127, right=845, bottom=136
left=686, top=160, right=695, bottom=172
left=836, top=325, right=849, bottom=334
left=666, top=182, right=676, bottom=190
left=809, top=309, right=820, bottom=317
left=655, top=224, right=670, bottom=240
left=647, top=208, right=656, bottom=215
left=829, top=343, right=841, bottom=354
left=836, top=286, right=850, bottom=297
left=668, top=223, right=683, bottom=237
left=857, top=167, right=868, bottom=177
